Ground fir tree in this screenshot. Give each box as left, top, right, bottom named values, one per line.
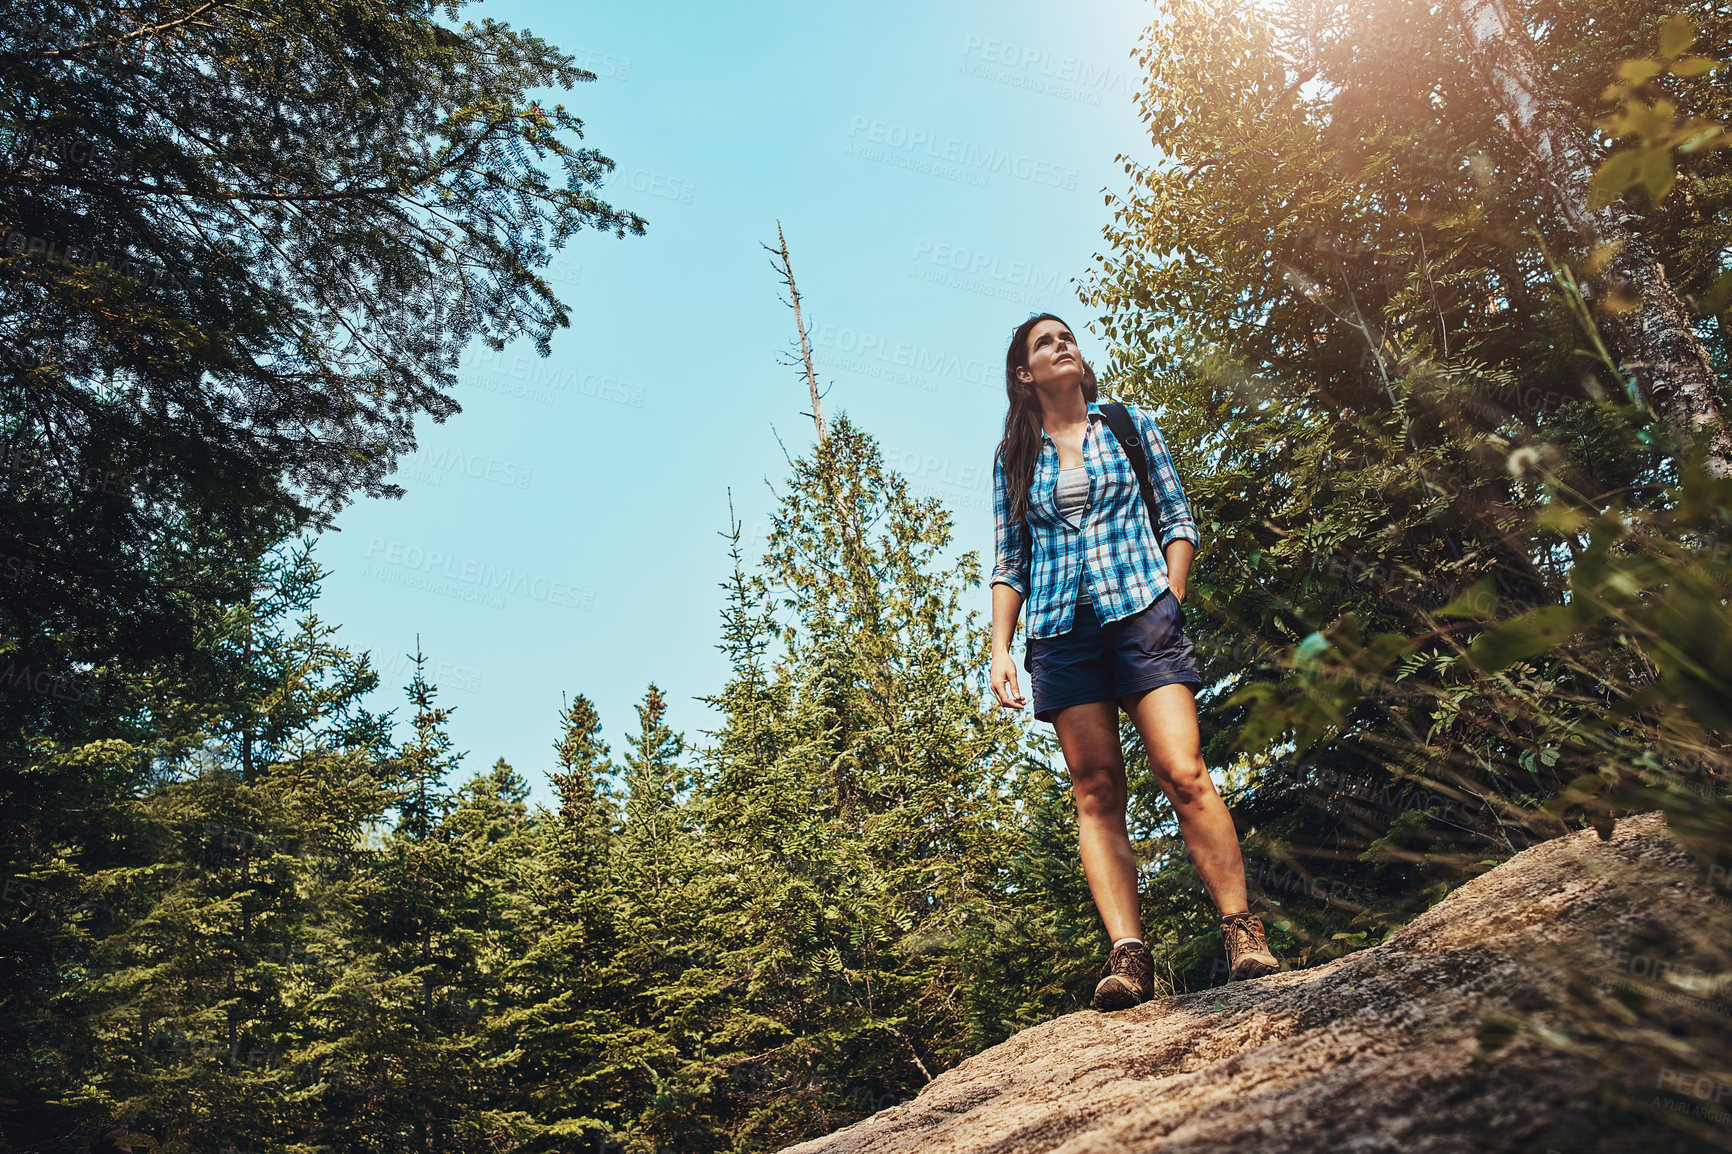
left=0, top=0, right=647, bottom=741
left=308, top=656, right=496, bottom=1153
left=615, top=684, right=691, bottom=906
left=5, top=540, right=395, bottom=1151
left=394, top=646, right=463, bottom=842
left=957, top=747, right=1101, bottom=1048
left=502, top=695, right=651, bottom=1154
left=551, top=694, right=617, bottom=846
left=663, top=415, right=1030, bottom=1149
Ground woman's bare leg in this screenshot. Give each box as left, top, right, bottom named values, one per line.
left=1051, top=700, right=1142, bottom=942
left=1119, top=683, right=1249, bottom=916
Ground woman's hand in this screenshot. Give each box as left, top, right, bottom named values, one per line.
left=1163, top=539, right=1194, bottom=605
left=990, top=583, right=1027, bottom=710
left=990, top=649, right=1026, bottom=710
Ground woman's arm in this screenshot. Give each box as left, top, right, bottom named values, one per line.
left=990, top=578, right=1026, bottom=658
left=1129, top=407, right=1198, bottom=554
left=990, top=581, right=1027, bottom=708
left=1163, top=538, right=1194, bottom=603
left=990, top=453, right=1030, bottom=708
left=990, top=453, right=1031, bottom=595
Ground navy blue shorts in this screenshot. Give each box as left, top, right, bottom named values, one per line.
left=1023, top=580, right=1202, bottom=723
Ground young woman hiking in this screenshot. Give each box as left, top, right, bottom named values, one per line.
left=988, top=313, right=1279, bottom=1011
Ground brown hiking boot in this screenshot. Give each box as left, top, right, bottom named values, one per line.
left=1221, top=912, right=1279, bottom=980
left=1092, top=940, right=1156, bottom=1011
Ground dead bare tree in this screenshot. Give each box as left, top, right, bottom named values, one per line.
left=1449, top=0, right=1731, bottom=475
left=759, top=222, right=882, bottom=629
left=764, top=220, right=828, bottom=443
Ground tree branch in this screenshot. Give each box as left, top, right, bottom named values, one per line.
left=1, top=0, right=234, bottom=61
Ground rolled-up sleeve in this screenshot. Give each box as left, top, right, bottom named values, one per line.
left=991, top=452, right=1030, bottom=595
left=1134, top=406, right=1200, bottom=549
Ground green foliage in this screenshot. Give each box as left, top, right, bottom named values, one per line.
left=2, top=1, right=648, bottom=1123
left=644, top=416, right=1033, bottom=1150
left=2, top=541, right=400, bottom=1151
left=955, top=749, right=1102, bottom=1041
left=12, top=2, right=1732, bottom=1151
left=0, top=415, right=1066, bottom=1153
left=1592, top=15, right=1729, bottom=207
left=1083, top=2, right=1732, bottom=1144
left=0, top=0, right=646, bottom=775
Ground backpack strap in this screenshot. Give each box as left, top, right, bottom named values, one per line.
left=1096, top=402, right=1160, bottom=542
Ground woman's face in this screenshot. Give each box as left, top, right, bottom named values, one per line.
left=1017, top=319, right=1084, bottom=392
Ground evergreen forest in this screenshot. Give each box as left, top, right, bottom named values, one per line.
left=3, top=0, right=1730, bottom=1151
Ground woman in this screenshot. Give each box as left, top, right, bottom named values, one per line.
left=988, top=313, right=1278, bottom=1011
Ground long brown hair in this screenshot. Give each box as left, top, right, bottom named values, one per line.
left=995, top=312, right=1099, bottom=527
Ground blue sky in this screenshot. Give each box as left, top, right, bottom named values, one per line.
left=310, top=0, right=1157, bottom=807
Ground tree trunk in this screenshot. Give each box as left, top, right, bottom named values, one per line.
left=1450, top=0, right=1731, bottom=475
left=763, top=224, right=881, bottom=624
left=770, top=219, right=827, bottom=443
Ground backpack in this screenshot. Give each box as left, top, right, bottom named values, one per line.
left=1095, top=402, right=1162, bottom=540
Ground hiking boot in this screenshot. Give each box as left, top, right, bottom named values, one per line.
left=1221, top=912, right=1279, bottom=980
left=1092, top=940, right=1156, bottom=1011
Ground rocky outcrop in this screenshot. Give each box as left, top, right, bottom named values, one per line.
left=784, top=812, right=1730, bottom=1153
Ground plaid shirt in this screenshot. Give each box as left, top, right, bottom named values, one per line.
left=992, top=401, right=1200, bottom=640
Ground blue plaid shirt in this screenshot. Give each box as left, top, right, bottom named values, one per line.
left=992, top=401, right=1200, bottom=640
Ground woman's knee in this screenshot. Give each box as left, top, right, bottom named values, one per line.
left=1157, top=756, right=1213, bottom=808
left=1069, top=763, right=1127, bottom=818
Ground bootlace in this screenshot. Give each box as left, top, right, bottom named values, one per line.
left=1104, top=941, right=1152, bottom=980
left=1223, top=913, right=1267, bottom=955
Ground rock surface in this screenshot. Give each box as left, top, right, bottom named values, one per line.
left=783, top=812, right=1724, bottom=1154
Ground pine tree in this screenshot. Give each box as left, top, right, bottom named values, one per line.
left=1074, top=0, right=1694, bottom=960
left=305, top=655, right=506, bottom=1154
left=1, top=0, right=647, bottom=734
left=394, top=645, right=463, bottom=841
left=616, top=684, right=690, bottom=906
left=1069, top=13, right=1732, bottom=1082
left=443, top=757, right=544, bottom=1150
left=501, top=695, right=656, bottom=1154
left=5, top=539, right=396, bottom=1151
left=1447, top=0, right=1731, bottom=472
left=551, top=694, right=618, bottom=846
left=956, top=747, right=1101, bottom=1048
left=660, top=415, right=1030, bottom=1149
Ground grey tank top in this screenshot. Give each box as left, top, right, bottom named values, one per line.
left=1054, top=464, right=1089, bottom=528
